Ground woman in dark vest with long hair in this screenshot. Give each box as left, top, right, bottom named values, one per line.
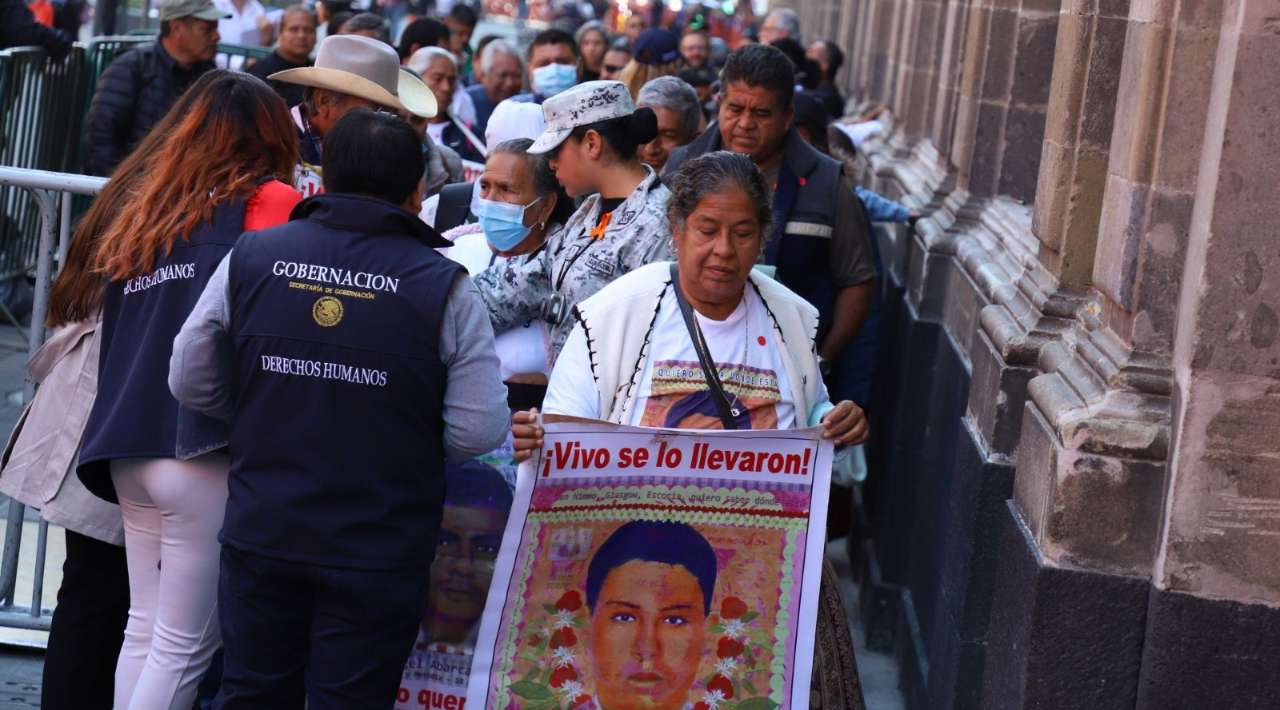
left=69, top=70, right=300, bottom=710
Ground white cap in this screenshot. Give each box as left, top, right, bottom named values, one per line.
left=485, top=100, right=547, bottom=148
left=527, top=81, right=634, bottom=154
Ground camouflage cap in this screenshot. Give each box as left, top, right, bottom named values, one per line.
left=528, top=80, right=634, bottom=155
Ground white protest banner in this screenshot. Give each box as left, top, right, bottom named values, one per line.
left=462, top=160, right=486, bottom=184
left=396, top=459, right=515, bottom=710
left=467, top=421, right=833, bottom=710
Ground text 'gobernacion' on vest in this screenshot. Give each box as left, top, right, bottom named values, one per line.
left=271, top=260, right=402, bottom=294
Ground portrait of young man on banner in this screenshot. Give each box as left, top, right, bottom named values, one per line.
left=397, top=460, right=513, bottom=710
left=467, top=422, right=834, bottom=710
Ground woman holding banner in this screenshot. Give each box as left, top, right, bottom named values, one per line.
left=511, top=150, right=868, bottom=708
left=516, top=150, right=868, bottom=443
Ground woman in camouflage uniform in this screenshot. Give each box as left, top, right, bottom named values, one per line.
left=472, top=81, right=673, bottom=363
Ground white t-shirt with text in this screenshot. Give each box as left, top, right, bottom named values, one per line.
left=545, top=287, right=796, bottom=430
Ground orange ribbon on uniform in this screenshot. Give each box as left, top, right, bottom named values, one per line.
left=589, top=211, right=612, bottom=240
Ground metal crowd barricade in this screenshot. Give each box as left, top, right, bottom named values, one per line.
left=0, top=46, right=95, bottom=334
left=0, top=34, right=269, bottom=632
left=217, top=42, right=274, bottom=67
left=0, top=167, right=107, bottom=631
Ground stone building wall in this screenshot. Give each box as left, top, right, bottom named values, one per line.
left=785, top=0, right=1280, bottom=707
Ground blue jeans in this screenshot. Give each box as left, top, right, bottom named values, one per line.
left=213, top=546, right=429, bottom=710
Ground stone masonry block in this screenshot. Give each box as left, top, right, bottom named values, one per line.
left=981, top=501, right=1147, bottom=710
left=1031, top=139, right=1072, bottom=251
left=980, top=7, right=1019, bottom=101
left=1008, top=15, right=1059, bottom=108
left=1079, top=14, right=1127, bottom=148
left=1013, top=400, right=1056, bottom=546
left=1126, top=187, right=1194, bottom=354
left=967, top=101, right=1006, bottom=197
left=969, top=326, right=1036, bottom=456
left=997, top=105, right=1046, bottom=202
left=1093, top=173, right=1147, bottom=309
left=1137, top=586, right=1280, bottom=710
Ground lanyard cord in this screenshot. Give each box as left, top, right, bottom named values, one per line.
left=553, top=202, right=617, bottom=291
left=554, top=239, right=595, bottom=292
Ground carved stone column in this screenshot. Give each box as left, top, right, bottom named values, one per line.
left=980, top=2, right=1245, bottom=708
left=1137, top=1, right=1280, bottom=705
left=892, top=0, right=951, bottom=139
left=930, top=0, right=973, bottom=155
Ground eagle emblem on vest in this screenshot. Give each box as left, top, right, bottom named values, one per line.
left=312, top=296, right=344, bottom=327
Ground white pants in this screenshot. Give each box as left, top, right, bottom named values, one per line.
left=110, top=454, right=229, bottom=710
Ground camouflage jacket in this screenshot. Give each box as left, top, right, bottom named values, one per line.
left=473, top=167, right=673, bottom=361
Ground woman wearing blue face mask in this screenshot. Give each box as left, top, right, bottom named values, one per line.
left=441, top=138, right=571, bottom=394
left=473, top=81, right=673, bottom=366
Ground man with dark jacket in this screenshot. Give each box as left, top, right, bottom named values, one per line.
left=664, top=43, right=876, bottom=390
left=82, top=0, right=226, bottom=176
left=245, top=4, right=316, bottom=107
left=0, top=0, right=71, bottom=57
left=170, top=109, right=509, bottom=706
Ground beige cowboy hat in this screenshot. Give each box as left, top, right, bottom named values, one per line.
left=269, top=34, right=437, bottom=119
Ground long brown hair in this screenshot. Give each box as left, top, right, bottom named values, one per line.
left=48, top=71, right=298, bottom=326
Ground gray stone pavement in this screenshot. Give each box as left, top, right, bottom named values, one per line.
left=0, top=650, right=40, bottom=709
left=0, top=323, right=52, bottom=709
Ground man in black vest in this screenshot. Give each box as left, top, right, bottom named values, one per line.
left=664, top=43, right=877, bottom=383
left=169, top=109, right=510, bottom=707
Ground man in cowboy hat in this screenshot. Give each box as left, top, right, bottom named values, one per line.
left=270, top=33, right=437, bottom=196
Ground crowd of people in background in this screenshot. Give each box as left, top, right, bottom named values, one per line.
left=0, top=0, right=914, bottom=708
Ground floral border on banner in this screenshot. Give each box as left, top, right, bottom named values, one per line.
left=491, top=504, right=805, bottom=709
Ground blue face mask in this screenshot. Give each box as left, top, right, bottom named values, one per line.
left=476, top=194, right=544, bottom=252
left=532, top=62, right=578, bottom=99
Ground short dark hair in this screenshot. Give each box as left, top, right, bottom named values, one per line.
left=448, top=3, right=478, bottom=28
left=820, top=40, right=844, bottom=80
left=720, top=43, right=794, bottom=110
left=325, top=10, right=351, bottom=38
left=608, top=37, right=632, bottom=54
left=769, top=37, right=819, bottom=90
left=322, top=109, right=425, bottom=205
left=677, top=66, right=714, bottom=88
left=340, top=12, right=388, bottom=43
left=443, top=460, right=512, bottom=512
left=320, top=0, right=350, bottom=14
left=528, top=28, right=578, bottom=59
left=398, top=17, right=449, bottom=59
left=473, top=33, right=500, bottom=64
left=586, top=521, right=717, bottom=615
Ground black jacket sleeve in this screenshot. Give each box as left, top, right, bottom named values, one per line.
left=0, top=0, right=70, bottom=57
left=83, top=49, right=142, bottom=176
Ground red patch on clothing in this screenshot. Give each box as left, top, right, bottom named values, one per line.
left=757, top=336, right=767, bottom=346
